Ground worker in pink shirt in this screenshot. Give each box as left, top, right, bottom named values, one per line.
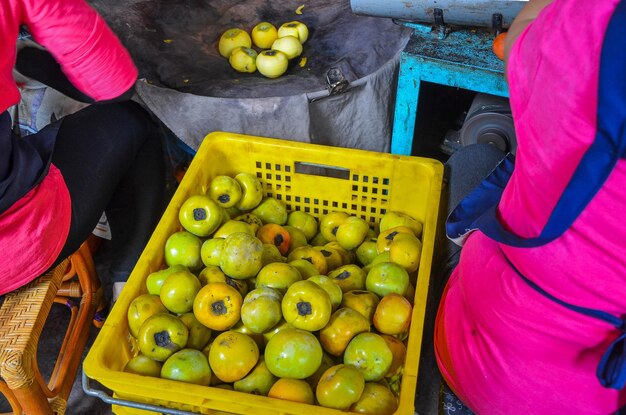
left=435, top=0, right=626, bottom=413
left=0, top=0, right=165, bottom=306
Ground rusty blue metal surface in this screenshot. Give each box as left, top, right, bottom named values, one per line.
left=391, top=24, right=509, bottom=155
left=351, top=0, right=527, bottom=29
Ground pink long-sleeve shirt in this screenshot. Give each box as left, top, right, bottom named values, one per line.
left=435, top=1, right=626, bottom=414
left=0, top=0, right=137, bottom=294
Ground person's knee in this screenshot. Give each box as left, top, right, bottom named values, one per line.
left=89, top=101, right=162, bottom=160
left=104, top=101, right=157, bottom=135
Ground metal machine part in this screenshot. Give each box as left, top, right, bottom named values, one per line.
left=350, top=0, right=528, bottom=29
left=460, top=93, right=517, bottom=153
left=326, top=67, right=350, bottom=95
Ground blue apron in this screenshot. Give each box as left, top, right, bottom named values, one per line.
left=446, top=0, right=626, bottom=392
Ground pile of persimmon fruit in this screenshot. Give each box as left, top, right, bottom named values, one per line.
left=124, top=171, right=423, bottom=414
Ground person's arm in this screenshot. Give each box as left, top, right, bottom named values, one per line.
left=20, top=0, right=138, bottom=102
left=504, top=0, right=555, bottom=70
left=15, top=46, right=135, bottom=104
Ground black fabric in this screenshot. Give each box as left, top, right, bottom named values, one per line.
left=16, top=46, right=137, bottom=104
left=0, top=111, right=58, bottom=213
left=8, top=46, right=166, bottom=302
left=16, top=47, right=96, bottom=103
left=1, top=44, right=142, bottom=216
left=49, top=101, right=166, bottom=304
left=87, top=0, right=410, bottom=98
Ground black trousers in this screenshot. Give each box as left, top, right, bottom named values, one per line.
left=50, top=101, right=166, bottom=302
left=1, top=46, right=167, bottom=303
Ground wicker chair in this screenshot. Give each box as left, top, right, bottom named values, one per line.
left=0, top=239, right=103, bottom=415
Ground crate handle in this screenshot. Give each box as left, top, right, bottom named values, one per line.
left=294, top=162, right=350, bottom=180
left=82, top=372, right=199, bottom=415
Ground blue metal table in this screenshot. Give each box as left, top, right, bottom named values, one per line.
left=391, top=23, right=509, bottom=155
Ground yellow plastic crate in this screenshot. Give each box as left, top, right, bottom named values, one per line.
left=83, top=132, right=444, bottom=415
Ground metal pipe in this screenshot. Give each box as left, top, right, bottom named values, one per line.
left=350, top=0, right=528, bottom=28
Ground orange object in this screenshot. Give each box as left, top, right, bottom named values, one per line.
left=373, top=293, right=413, bottom=335
left=193, top=282, right=242, bottom=331
left=492, top=32, right=507, bottom=60
left=256, top=223, right=291, bottom=255
left=319, top=307, right=371, bottom=356
left=208, top=331, right=259, bottom=383
left=380, top=334, right=408, bottom=379
left=268, top=378, right=314, bottom=404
